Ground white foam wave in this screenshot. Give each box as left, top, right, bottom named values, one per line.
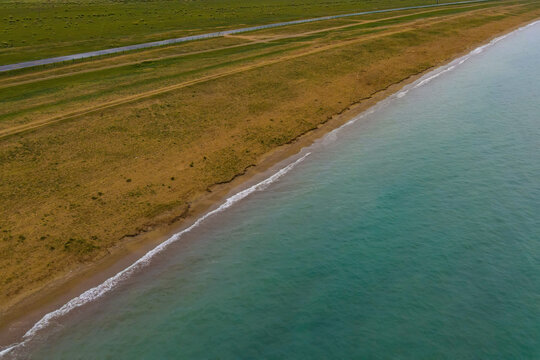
left=396, top=91, right=408, bottom=98
left=321, top=109, right=373, bottom=145
left=398, top=20, right=540, bottom=97
left=414, top=65, right=455, bottom=88
left=0, top=152, right=311, bottom=358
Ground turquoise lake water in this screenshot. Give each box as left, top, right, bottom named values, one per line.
left=4, top=21, right=540, bottom=359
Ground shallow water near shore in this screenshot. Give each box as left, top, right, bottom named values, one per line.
left=4, top=21, right=540, bottom=359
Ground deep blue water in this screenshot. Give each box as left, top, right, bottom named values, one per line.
left=4, top=20, right=540, bottom=360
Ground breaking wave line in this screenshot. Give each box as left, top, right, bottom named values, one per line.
left=0, top=152, right=311, bottom=358
left=395, top=20, right=540, bottom=98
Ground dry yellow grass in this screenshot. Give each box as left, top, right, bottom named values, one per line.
left=1, top=0, right=539, bottom=314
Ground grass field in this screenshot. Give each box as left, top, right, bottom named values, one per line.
left=2, top=0, right=450, bottom=65
left=1, top=0, right=539, bottom=317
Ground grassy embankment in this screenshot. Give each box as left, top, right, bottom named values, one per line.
left=1, top=0, right=437, bottom=65
left=1, top=0, right=540, bottom=313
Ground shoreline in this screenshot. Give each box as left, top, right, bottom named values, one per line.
left=1, top=16, right=538, bottom=351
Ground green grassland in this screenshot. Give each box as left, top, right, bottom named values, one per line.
left=0, top=1, right=504, bottom=120
left=2, top=0, right=440, bottom=64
